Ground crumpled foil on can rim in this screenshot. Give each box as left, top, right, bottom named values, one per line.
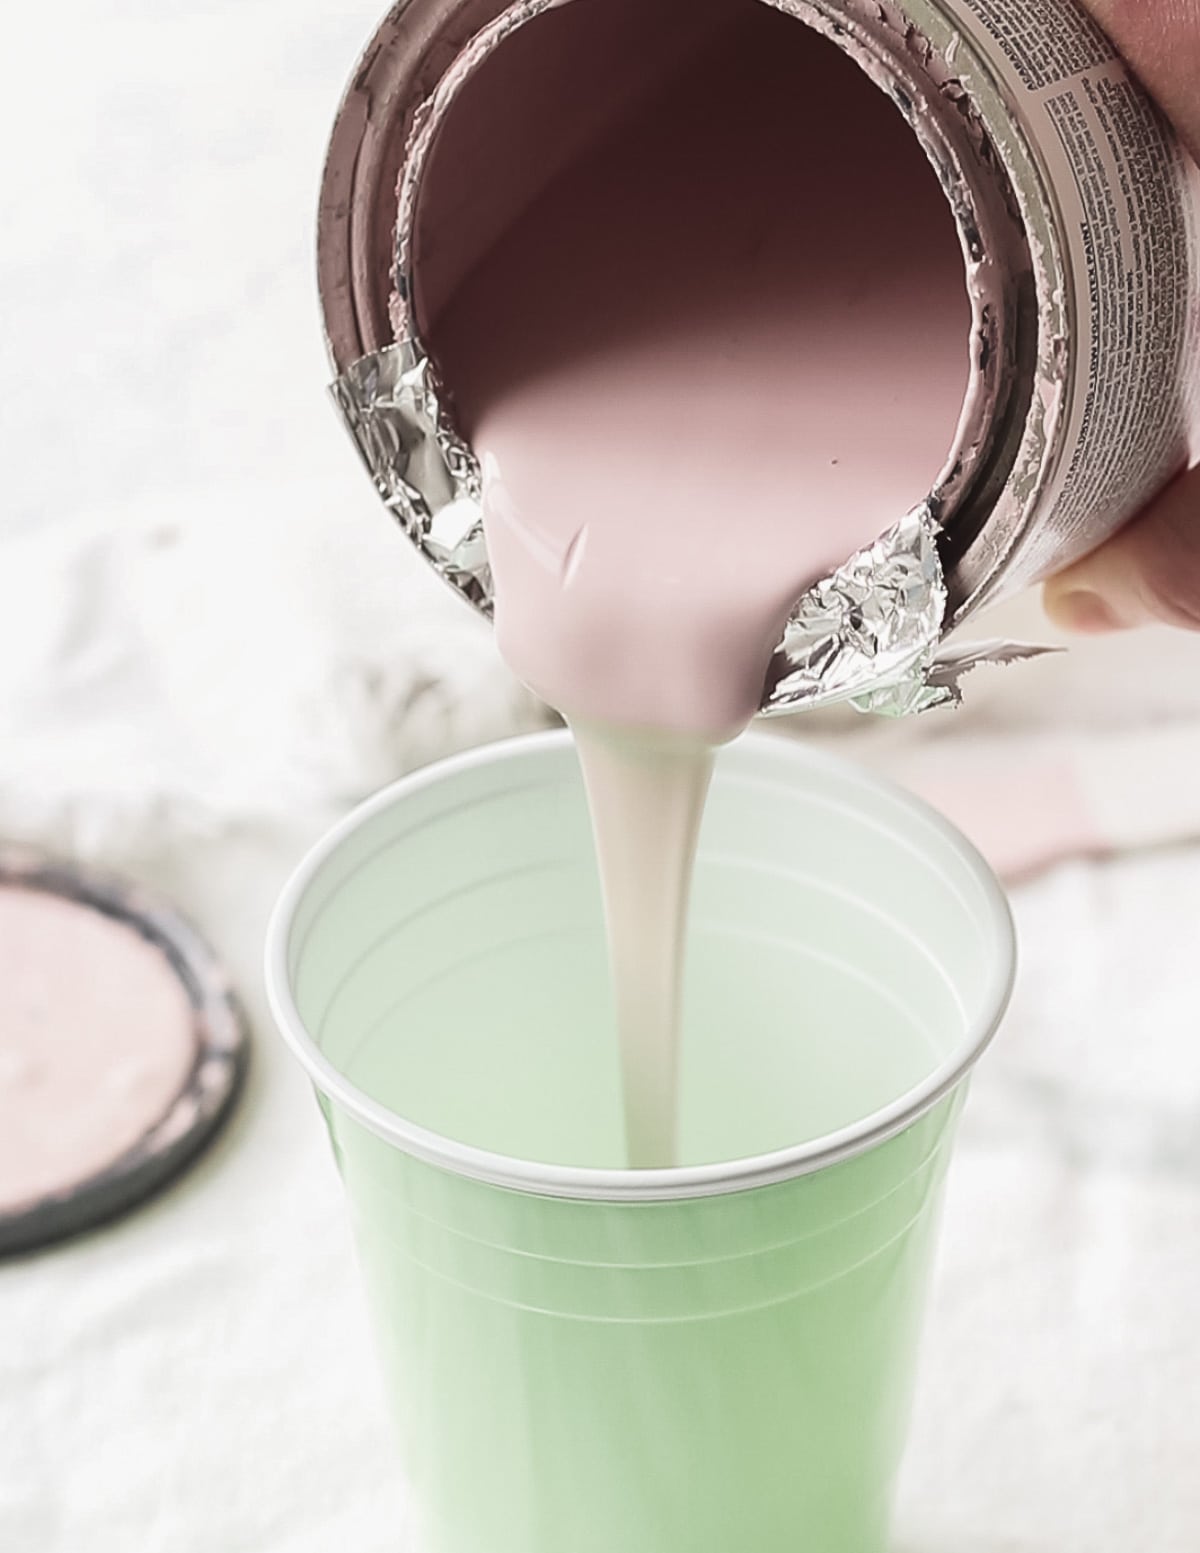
left=762, top=506, right=947, bottom=716
left=331, top=342, right=1052, bottom=716
left=331, top=342, right=492, bottom=613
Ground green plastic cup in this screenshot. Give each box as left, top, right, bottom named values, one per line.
left=266, top=730, right=1014, bottom=1553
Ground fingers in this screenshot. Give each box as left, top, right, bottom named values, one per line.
left=1043, top=464, right=1200, bottom=633
left=1075, top=1, right=1200, bottom=162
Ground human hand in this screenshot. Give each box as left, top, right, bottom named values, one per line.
left=1042, top=0, right=1200, bottom=633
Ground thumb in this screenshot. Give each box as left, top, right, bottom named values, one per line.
left=1043, top=465, right=1200, bottom=633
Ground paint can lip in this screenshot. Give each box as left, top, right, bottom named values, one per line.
left=265, top=730, right=1016, bottom=1204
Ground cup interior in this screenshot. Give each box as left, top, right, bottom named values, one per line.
left=271, top=732, right=1013, bottom=1186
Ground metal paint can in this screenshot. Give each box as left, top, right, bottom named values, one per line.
left=318, top=0, right=1200, bottom=713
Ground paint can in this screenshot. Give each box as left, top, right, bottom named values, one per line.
left=318, top=0, right=1200, bottom=712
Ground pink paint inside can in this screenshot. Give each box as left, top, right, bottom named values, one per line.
left=413, top=0, right=973, bottom=737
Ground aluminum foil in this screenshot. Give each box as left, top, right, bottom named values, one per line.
left=761, top=508, right=1057, bottom=715
left=911, top=636, right=1062, bottom=711
left=761, top=506, right=947, bottom=716
left=331, top=343, right=492, bottom=612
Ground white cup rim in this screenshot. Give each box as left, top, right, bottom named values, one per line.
left=265, top=730, right=1016, bottom=1202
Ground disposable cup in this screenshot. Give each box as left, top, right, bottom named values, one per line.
left=266, top=730, right=1014, bottom=1553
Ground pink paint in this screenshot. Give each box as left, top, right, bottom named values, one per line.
left=417, top=1, right=971, bottom=1164
left=900, top=755, right=1106, bottom=882
left=429, top=0, right=970, bottom=739
left=0, top=887, right=197, bottom=1212
left=571, top=728, right=713, bottom=1166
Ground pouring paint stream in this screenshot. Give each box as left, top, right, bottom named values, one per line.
left=423, top=1, right=971, bottom=1165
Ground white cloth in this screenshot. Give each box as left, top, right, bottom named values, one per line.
left=3, top=2, right=1200, bottom=1549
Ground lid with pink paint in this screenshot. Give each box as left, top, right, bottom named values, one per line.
left=0, top=849, right=248, bottom=1257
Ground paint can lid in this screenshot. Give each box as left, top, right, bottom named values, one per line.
left=0, top=849, right=249, bottom=1257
